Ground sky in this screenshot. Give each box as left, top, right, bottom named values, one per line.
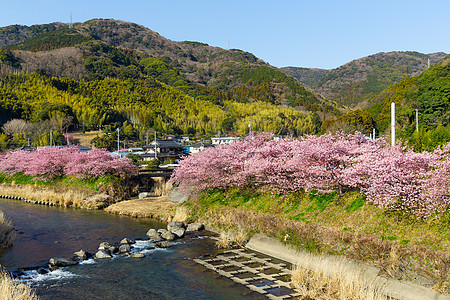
left=1, top=0, right=449, bottom=69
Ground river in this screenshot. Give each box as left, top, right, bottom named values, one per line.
left=0, top=198, right=265, bottom=299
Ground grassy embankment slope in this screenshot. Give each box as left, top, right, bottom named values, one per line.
left=180, top=188, right=449, bottom=294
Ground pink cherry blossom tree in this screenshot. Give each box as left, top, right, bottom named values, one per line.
left=171, top=132, right=449, bottom=218
left=0, top=147, right=137, bottom=181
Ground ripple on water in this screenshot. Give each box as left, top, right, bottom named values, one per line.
left=20, top=268, right=84, bottom=284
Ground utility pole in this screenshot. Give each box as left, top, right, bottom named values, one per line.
left=248, top=119, right=252, bottom=136
left=146, top=132, right=149, bottom=146
left=154, top=131, right=157, bottom=159
left=391, top=102, right=395, bottom=146
left=116, top=128, right=120, bottom=154
left=373, top=128, right=376, bottom=140
left=50, top=130, right=53, bottom=147
left=415, top=109, right=419, bottom=132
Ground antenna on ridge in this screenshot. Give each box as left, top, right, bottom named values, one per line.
left=227, top=38, right=230, bottom=50
left=69, top=12, right=73, bottom=29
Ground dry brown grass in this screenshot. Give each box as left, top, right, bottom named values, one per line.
left=291, top=262, right=386, bottom=300
left=71, top=130, right=104, bottom=147
left=152, top=177, right=173, bottom=197
left=0, top=212, right=14, bottom=247
left=0, top=184, right=90, bottom=208
left=185, top=202, right=450, bottom=294
left=0, top=268, right=38, bottom=300
left=172, top=206, right=189, bottom=222
left=104, top=196, right=175, bottom=222
left=215, top=229, right=249, bottom=249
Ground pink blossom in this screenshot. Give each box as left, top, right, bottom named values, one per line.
left=0, top=147, right=137, bottom=181
left=171, top=133, right=449, bottom=218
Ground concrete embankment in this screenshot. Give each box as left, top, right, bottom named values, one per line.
left=246, top=234, right=450, bottom=300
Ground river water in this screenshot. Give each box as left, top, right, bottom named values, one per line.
left=0, top=199, right=265, bottom=299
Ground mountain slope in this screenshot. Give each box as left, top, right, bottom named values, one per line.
left=284, top=51, right=447, bottom=109
left=366, top=54, right=450, bottom=150
left=281, top=67, right=329, bottom=86
left=0, top=19, right=338, bottom=115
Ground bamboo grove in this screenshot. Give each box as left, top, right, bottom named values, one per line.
left=0, top=72, right=319, bottom=142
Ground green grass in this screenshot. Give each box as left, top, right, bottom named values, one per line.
left=278, top=229, right=322, bottom=254
left=194, top=188, right=450, bottom=252
left=0, top=172, right=122, bottom=193
left=345, top=195, right=366, bottom=212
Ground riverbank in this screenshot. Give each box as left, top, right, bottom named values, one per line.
left=247, top=234, right=450, bottom=300
left=106, top=192, right=450, bottom=299
left=104, top=196, right=176, bottom=222
left=0, top=177, right=137, bottom=209
left=180, top=188, right=450, bottom=296
left=1, top=182, right=448, bottom=297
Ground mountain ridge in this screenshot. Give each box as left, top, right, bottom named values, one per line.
left=282, top=51, right=447, bottom=108
left=0, top=19, right=336, bottom=115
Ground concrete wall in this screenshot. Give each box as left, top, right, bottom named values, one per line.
left=246, top=234, right=450, bottom=300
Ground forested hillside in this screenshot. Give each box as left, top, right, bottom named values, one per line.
left=284, top=51, right=447, bottom=109
left=0, top=72, right=320, bottom=150
left=0, top=19, right=448, bottom=152
left=0, top=18, right=344, bottom=150
left=281, top=67, right=329, bottom=86
left=0, top=19, right=338, bottom=115
left=367, top=55, right=450, bottom=151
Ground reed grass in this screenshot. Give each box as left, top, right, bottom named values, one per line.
left=0, top=268, right=38, bottom=300
left=0, top=212, right=14, bottom=247
left=0, top=183, right=89, bottom=208
left=291, top=260, right=386, bottom=300
left=172, top=206, right=189, bottom=222
left=215, top=229, right=249, bottom=249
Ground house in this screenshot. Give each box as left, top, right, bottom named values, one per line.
left=188, top=141, right=213, bottom=155
left=164, top=135, right=190, bottom=144
left=211, top=136, right=236, bottom=146
left=142, top=139, right=186, bottom=161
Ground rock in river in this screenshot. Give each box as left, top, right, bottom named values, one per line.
left=186, top=223, right=204, bottom=232
left=167, top=221, right=184, bottom=232
left=94, top=250, right=112, bottom=259
left=171, top=227, right=185, bottom=238
left=119, top=244, right=131, bottom=254
left=74, top=250, right=88, bottom=260
left=161, top=231, right=176, bottom=241
left=157, top=229, right=169, bottom=234
left=98, top=242, right=112, bottom=250
left=155, top=241, right=171, bottom=248
left=120, top=238, right=133, bottom=244
left=151, top=235, right=164, bottom=242
left=49, top=257, right=79, bottom=267
left=146, top=229, right=159, bottom=238
left=131, top=253, right=145, bottom=258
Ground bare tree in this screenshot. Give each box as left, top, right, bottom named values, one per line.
left=49, top=114, right=74, bottom=133
left=1, top=119, right=30, bottom=136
